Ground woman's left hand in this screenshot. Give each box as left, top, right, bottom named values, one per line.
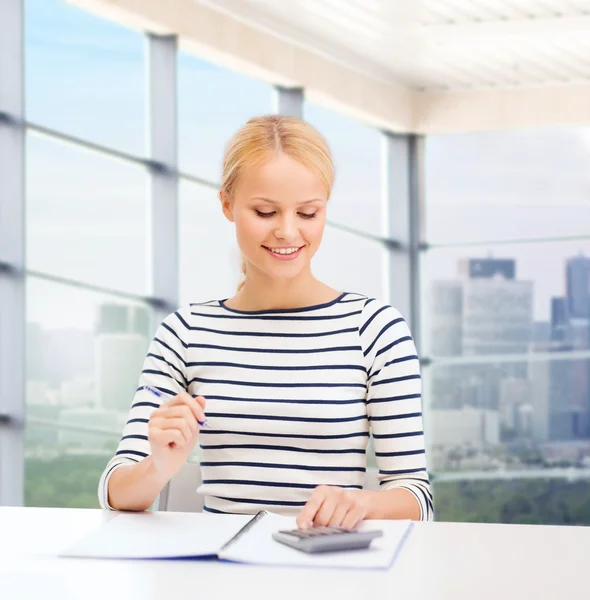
left=296, top=485, right=373, bottom=530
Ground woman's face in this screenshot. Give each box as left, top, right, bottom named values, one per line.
left=221, top=152, right=329, bottom=283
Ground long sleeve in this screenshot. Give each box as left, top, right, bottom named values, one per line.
left=97, top=310, right=188, bottom=509
left=359, top=298, right=433, bottom=521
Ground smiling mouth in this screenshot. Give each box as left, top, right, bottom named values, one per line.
left=262, top=245, right=304, bottom=259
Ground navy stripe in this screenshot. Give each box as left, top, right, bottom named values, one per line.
left=131, top=401, right=159, bottom=409
left=203, top=394, right=365, bottom=406
left=203, top=506, right=235, bottom=514
left=180, top=324, right=359, bottom=339
left=375, top=336, right=412, bottom=358
left=202, top=478, right=362, bottom=490
left=359, top=305, right=388, bottom=336
left=379, top=467, right=428, bottom=475
left=364, top=319, right=404, bottom=357
left=136, top=385, right=176, bottom=396
left=153, top=336, right=186, bottom=366
left=372, top=430, right=423, bottom=440
left=122, top=434, right=148, bottom=442
left=190, top=310, right=362, bottom=321
left=187, top=376, right=366, bottom=389
left=141, top=369, right=185, bottom=388
left=206, top=412, right=367, bottom=424
left=147, top=353, right=187, bottom=383
left=371, top=374, right=421, bottom=386
left=127, top=418, right=149, bottom=425
left=200, top=444, right=365, bottom=454
left=375, top=449, right=425, bottom=457
left=199, top=430, right=369, bottom=440
left=186, top=343, right=362, bottom=355
left=116, top=449, right=148, bottom=458
left=201, top=461, right=366, bottom=473
left=340, top=297, right=366, bottom=304
left=369, top=412, right=422, bottom=422
left=186, top=361, right=366, bottom=373
left=366, top=393, right=421, bottom=405
left=368, top=355, right=419, bottom=380
left=214, top=496, right=306, bottom=507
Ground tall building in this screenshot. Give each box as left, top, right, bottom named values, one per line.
left=464, top=258, right=516, bottom=280
left=429, top=281, right=463, bottom=356
left=97, top=304, right=152, bottom=338
left=95, top=333, right=148, bottom=412
left=566, top=255, right=590, bottom=319
left=95, top=302, right=151, bottom=412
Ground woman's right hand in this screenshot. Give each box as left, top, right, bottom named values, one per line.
left=147, top=392, right=207, bottom=479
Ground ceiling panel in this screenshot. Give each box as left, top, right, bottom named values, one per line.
left=196, top=0, right=590, bottom=91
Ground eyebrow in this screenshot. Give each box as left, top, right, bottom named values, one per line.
left=250, top=197, right=324, bottom=205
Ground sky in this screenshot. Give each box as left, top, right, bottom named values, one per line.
left=19, top=0, right=590, bottom=334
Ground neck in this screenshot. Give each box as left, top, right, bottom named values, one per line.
left=228, top=268, right=337, bottom=312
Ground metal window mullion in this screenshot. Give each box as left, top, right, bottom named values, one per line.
left=409, top=134, right=425, bottom=353
left=0, top=0, right=25, bottom=506
left=275, top=86, right=304, bottom=118
left=383, top=132, right=415, bottom=331
left=147, top=34, right=179, bottom=324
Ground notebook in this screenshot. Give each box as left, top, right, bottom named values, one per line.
left=61, top=511, right=413, bottom=570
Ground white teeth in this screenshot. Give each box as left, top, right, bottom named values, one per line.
left=268, top=247, right=300, bottom=255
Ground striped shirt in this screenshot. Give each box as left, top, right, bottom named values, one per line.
left=98, top=292, right=433, bottom=520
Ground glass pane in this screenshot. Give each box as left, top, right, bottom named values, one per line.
left=313, top=225, right=389, bottom=303
left=26, top=0, right=145, bottom=155
left=424, top=354, right=590, bottom=472
left=433, top=477, right=590, bottom=525
left=425, top=128, right=590, bottom=244
left=26, top=277, right=154, bottom=421
left=178, top=180, right=241, bottom=306
left=178, top=52, right=273, bottom=182
left=421, top=242, right=590, bottom=357
left=26, top=132, right=149, bottom=295
left=305, top=102, right=384, bottom=237
left=25, top=424, right=120, bottom=508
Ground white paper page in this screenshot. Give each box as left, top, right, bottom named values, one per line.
left=60, top=511, right=252, bottom=559
left=219, top=513, right=413, bottom=570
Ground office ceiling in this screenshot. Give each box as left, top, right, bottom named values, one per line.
left=197, top=0, right=590, bottom=91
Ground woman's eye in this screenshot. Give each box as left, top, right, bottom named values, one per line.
left=299, top=213, right=317, bottom=219
left=255, top=210, right=275, bottom=218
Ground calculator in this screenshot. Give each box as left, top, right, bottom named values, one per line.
left=272, top=526, right=383, bottom=554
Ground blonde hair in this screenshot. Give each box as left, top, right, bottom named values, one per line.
left=219, top=115, right=335, bottom=292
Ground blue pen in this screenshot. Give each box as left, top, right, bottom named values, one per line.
left=144, top=385, right=212, bottom=429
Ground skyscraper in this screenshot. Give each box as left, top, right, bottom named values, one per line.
left=466, top=258, right=516, bottom=280
left=566, top=255, right=590, bottom=319
left=95, top=303, right=151, bottom=412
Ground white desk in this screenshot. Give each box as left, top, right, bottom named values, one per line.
left=1, top=507, right=588, bottom=600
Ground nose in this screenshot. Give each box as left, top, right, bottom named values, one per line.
left=274, top=214, right=298, bottom=242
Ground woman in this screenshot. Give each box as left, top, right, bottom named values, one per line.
left=98, top=115, right=433, bottom=527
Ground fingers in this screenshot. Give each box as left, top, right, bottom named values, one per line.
left=296, top=486, right=326, bottom=529
left=297, top=487, right=369, bottom=530
left=165, top=392, right=206, bottom=424
left=341, top=506, right=365, bottom=530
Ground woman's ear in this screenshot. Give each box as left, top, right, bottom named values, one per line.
left=220, top=191, right=234, bottom=223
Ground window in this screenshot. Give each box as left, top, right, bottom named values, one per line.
left=26, top=277, right=154, bottom=436
left=304, top=102, right=385, bottom=237
left=423, top=130, right=590, bottom=526
left=421, top=242, right=590, bottom=357
left=26, top=0, right=145, bottom=155
left=425, top=129, right=590, bottom=244
left=26, top=132, right=149, bottom=294
left=178, top=180, right=241, bottom=306
left=178, top=52, right=274, bottom=182
left=25, top=425, right=120, bottom=508
left=313, top=225, right=390, bottom=302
